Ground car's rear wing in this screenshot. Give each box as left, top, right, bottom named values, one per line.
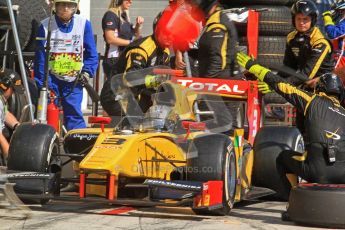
left=171, top=77, right=260, bottom=145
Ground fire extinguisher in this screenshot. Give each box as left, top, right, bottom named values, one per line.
left=47, top=92, right=61, bottom=133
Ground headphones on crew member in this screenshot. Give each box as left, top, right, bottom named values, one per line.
left=0, top=72, right=17, bottom=91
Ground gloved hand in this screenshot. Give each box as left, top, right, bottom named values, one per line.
left=78, top=71, right=90, bottom=86
left=322, top=11, right=335, bottom=26
left=258, top=81, right=272, bottom=94
left=236, top=52, right=271, bottom=81
left=144, top=74, right=168, bottom=88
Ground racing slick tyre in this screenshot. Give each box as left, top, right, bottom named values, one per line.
left=239, top=36, right=286, bottom=67
left=236, top=6, right=293, bottom=36
left=7, top=90, right=27, bottom=120
left=187, top=133, right=236, bottom=215
left=287, top=183, right=345, bottom=228
left=252, top=126, right=304, bottom=200
left=7, top=123, right=61, bottom=204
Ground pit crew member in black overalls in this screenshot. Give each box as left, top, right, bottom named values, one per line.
left=100, top=13, right=171, bottom=116
left=193, top=0, right=238, bottom=78
left=237, top=52, right=345, bottom=202
left=189, top=0, right=241, bottom=133
left=279, top=0, right=334, bottom=134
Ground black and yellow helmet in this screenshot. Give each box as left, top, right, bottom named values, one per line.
left=316, top=73, right=345, bottom=101
left=0, top=70, right=23, bottom=93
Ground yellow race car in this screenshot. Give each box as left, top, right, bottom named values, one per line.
left=5, top=67, right=303, bottom=215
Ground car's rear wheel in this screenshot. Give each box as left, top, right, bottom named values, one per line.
left=252, top=126, right=304, bottom=200
left=187, top=134, right=236, bottom=215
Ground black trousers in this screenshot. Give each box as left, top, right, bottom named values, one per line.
left=276, top=143, right=345, bottom=200
left=102, top=57, right=119, bottom=80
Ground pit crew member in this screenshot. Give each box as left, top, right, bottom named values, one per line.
left=193, top=0, right=238, bottom=78
left=237, top=52, right=345, bottom=202
left=34, top=0, right=98, bottom=131
left=323, top=0, right=345, bottom=74
left=0, top=70, right=22, bottom=161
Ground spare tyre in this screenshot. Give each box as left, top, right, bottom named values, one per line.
left=288, top=183, right=345, bottom=228
left=239, top=36, right=286, bottom=67
left=236, top=5, right=293, bottom=36
left=0, top=0, right=49, bottom=50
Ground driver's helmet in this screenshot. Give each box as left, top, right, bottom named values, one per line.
left=316, top=73, right=345, bottom=101
left=144, top=105, right=174, bottom=130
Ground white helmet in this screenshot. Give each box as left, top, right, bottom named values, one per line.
left=54, top=0, right=79, bottom=7
left=54, top=0, right=79, bottom=4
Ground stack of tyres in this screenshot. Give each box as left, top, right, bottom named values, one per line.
left=224, top=0, right=295, bottom=104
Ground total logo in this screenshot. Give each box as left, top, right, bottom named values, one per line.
left=176, top=79, right=245, bottom=94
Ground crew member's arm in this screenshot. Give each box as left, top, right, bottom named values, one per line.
left=301, top=39, right=332, bottom=80
left=124, top=48, right=148, bottom=73
left=323, top=11, right=345, bottom=39
left=324, top=23, right=345, bottom=39
left=121, top=48, right=148, bottom=87
left=237, top=52, right=313, bottom=114
left=82, top=20, right=99, bottom=77
left=174, top=50, right=186, bottom=70
left=4, top=112, right=19, bottom=129
left=122, top=48, right=170, bottom=88
left=0, top=133, right=9, bottom=160
left=133, top=16, right=144, bottom=39
left=262, top=71, right=313, bottom=115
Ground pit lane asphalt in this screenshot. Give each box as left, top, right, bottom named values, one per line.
left=0, top=198, right=327, bottom=230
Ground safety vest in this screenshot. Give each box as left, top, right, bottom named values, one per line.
left=42, top=15, right=86, bottom=82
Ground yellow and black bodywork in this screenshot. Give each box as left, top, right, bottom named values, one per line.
left=63, top=67, right=259, bottom=213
